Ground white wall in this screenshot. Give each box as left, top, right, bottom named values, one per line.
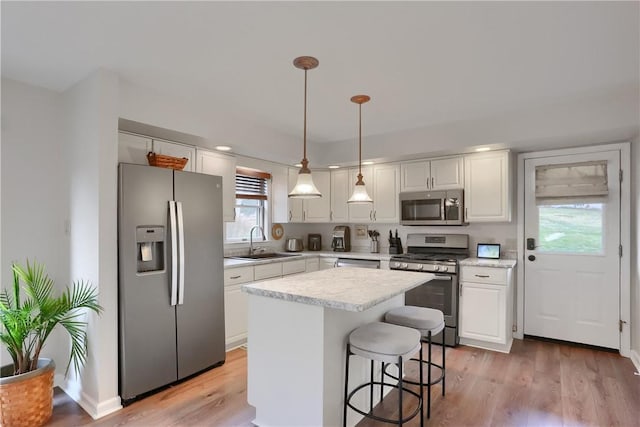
left=314, top=85, right=639, bottom=167
left=118, top=79, right=303, bottom=165
left=61, top=70, right=121, bottom=418
left=0, top=78, right=70, bottom=370
left=631, top=136, right=640, bottom=365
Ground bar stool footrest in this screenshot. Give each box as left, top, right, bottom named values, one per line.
left=346, top=380, right=422, bottom=425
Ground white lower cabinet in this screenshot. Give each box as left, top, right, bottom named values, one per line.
left=282, top=259, right=306, bottom=276
left=224, top=266, right=254, bottom=350
left=254, top=263, right=284, bottom=280
left=459, top=265, right=514, bottom=353
left=305, top=257, right=320, bottom=272
left=320, top=257, right=338, bottom=270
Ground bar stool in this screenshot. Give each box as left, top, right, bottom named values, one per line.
left=384, top=306, right=445, bottom=419
left=343, top=321, right=423, bottom=427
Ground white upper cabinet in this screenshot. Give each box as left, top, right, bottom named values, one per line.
left=348, top=164, right=400, bottom=223
left=303, top=171, right=331, bottom=222
left=153, top=140, right=196, bottom=172
left=271, top=165, right=290, bottom=224
left=348, top=166, right=374, bottom=222
left=401, top=157, right=463, bottom=192
left=286, top=169, right=331, bottom=223
left=372, top=164, right=400, bottom=223
left=118, top=132, right=152, bottom=165
left=287, top=168, right=304, bottom=222
left=196, top=149, right=237, bottom=222
left=464, top=150, right=511, bottom=222
left=330, top=169, right=350, bottom=223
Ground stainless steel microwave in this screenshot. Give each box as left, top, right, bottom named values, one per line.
left=399, top=190, right=465, bottom=226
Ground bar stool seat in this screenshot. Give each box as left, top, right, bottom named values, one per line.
left=385, top=306, right=445, bottom=336
left=384, top=306, right=446, bottom=420
left=350, top=321, right=422, bottom=364
left=343, top=322, right=423, bottom=427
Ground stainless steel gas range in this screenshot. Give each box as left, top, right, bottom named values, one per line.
left=390, top=233, right=469, bottom=347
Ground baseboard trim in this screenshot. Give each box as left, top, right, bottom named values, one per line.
left=631, top=349, right=640, bottom=374
left=60, top=379, right=122, bottom=419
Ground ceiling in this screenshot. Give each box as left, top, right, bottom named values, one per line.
left=2, top=1, right=639, bottom=159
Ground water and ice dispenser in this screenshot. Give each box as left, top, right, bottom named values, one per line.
left=136, top=226, right=164, bottom=273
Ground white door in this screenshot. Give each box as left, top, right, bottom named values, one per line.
left=523, top=150, right=620, bottom=349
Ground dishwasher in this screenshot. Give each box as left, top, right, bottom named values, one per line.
left=336, top=258, right=380, bottom=269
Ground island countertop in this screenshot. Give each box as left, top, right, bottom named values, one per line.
left=242, top=267, right=434, bottom=312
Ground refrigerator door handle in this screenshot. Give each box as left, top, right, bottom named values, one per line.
left=169, top=201, right=178, bottom=306
left=176, top=201, right=186, bottom=305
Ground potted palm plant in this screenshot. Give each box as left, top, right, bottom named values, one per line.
left=0, top=260, right=102, bottom=427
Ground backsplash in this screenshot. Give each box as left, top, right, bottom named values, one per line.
left=282, top=222, right=518, bottom=259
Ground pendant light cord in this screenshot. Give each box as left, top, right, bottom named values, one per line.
left=358, top=102, right=362, bottom=177
left=303, top=68, right=308, bottom=162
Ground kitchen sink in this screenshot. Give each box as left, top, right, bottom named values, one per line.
left=228, top=253, right=302, bottom=260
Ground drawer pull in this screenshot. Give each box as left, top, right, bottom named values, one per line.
left=230, top=275, right=241, bottom=279
left=475, top=274, right=490, bottom=278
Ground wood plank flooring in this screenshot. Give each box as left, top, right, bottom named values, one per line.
left=47, top=338, right=639, bottom=426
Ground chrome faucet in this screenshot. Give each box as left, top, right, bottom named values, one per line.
left=249, top=225, right=266, bottom=255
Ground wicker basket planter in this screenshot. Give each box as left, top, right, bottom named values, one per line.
left=0, top=359, right=55, bottom=427
left=147, top=152, right=189, bottom=170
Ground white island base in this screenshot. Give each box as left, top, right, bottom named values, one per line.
left=247, top=293, right=404, bottom=427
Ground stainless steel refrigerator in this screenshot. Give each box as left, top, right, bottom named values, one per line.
left=118, top=163, right=225, bottom=403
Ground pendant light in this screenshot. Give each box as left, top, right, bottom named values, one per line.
left=347, top=95, right=373, bottom=204
left=288, top=56, right=322, bottom=199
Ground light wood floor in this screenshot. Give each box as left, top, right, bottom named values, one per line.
left=47, top=338, right=639, bottom=426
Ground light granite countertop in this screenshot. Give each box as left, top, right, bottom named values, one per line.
left=224, top=251, right=392, bottom=269
left=241, top=267, right=433, bottom=312
left=460, top=258, right=517, bottom=268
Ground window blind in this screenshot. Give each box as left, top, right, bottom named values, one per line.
left=535, top=160, right=608, bottom=204
left=235, top=167, right=271, bottom=200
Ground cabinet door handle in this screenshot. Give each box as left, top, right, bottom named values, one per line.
left=373, top=210, right=377, bottom=221
left=230, top=275, right=241, bottom=279
left=303, top=211, right=306, bottom=221
left=330, top=211, right=333, bottom=221
left=431, top=177, right=434, bottom=188
left=465, top=207, right=468, bottom=221
left=289, top=210, right=292, bottom=221
left=369, top=211, right=373, bottom=220
left=459, top=284, right=462, bottom=297
left=475, top=274, right=490, bottom=278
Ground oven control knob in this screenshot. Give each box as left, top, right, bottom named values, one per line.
left=434, top=265, right=441, bottom=272
left=392, top=262, right=399, bottom=268
left=417, top=264, right=424, bottom=271
left=440, top=266, right=448, bottom=273
left=401, top=263, right=409, bottom=269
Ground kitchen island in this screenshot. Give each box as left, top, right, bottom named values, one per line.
left=242, top=267, right=434, bottom=427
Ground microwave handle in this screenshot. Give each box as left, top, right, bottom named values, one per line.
left=441, top=198, right=446, bottom=221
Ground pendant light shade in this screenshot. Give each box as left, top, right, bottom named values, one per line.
left=289, top=56, right=322, bottom=199
left=347, top=95, right=373, bottom=204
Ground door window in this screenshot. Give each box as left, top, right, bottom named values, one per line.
left=537, top=203, right=604, bottom=254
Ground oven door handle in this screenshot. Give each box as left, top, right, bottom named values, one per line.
left=432, top=275, right=453, bottom=280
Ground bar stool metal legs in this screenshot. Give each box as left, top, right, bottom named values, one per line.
left=383, top=306, right=447, bottom=420
left=343, top=322, right=423, bottom=427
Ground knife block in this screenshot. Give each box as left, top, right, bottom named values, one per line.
left=388, top=237, right=403, bottom=255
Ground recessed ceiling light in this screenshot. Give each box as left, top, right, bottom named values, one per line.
left=362, top=161, right=374, bottom=165
left=215, top=145, right=232, bottom=151
left=294, top=163, right=303, bottom=168
left=475, top=147, right=491, bottom=152
left=328, top=165, right=340, bottom=169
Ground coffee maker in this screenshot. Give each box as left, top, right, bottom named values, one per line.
left=331, top=226, right=351, bottom=252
